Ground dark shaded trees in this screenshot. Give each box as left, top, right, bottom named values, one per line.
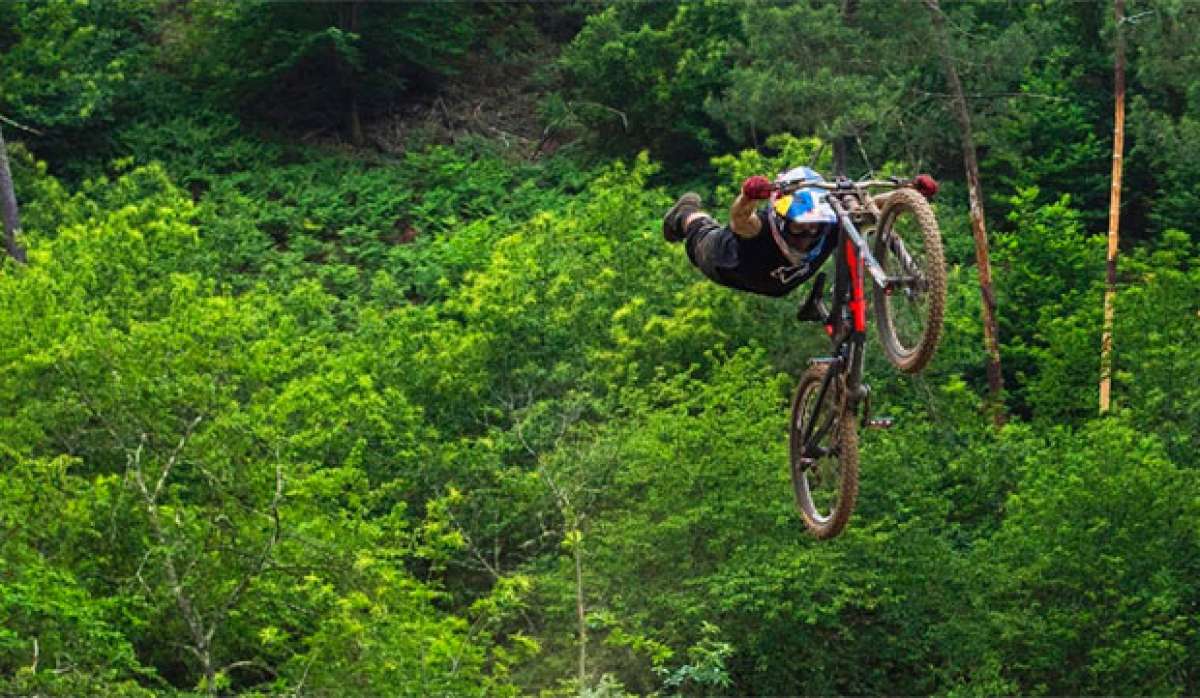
left=163, top=1, right=477, bottom=140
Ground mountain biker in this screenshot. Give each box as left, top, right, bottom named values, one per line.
left=662, top=167, right=938, bottom=298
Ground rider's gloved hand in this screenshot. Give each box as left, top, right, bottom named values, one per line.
left=741, top=175, right=773, bottom=200
left=914, top=174, right=939, bottom=199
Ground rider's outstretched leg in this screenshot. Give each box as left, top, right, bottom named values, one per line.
left=663, top=193, right=705, bottom=242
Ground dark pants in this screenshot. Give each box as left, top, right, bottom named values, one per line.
left=684, top=215, right=740, bottom=286
left=683, top=215, right=825, bottom=298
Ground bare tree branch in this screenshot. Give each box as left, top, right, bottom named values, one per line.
left=926, top=0, right=1006, bottom=422
left=0, top=113, right=43, bottom=136
left=153, top=416, right=203, bottom=502
left=293, top=654, right=317, bottom=698
left=220, top=658, right=278, bottom=678
left=208, top=462, right=284, bottom=644
left=130, top=424, right=215, bottom=690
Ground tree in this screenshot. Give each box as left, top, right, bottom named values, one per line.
left=708, top=1, right=905, bottom=165
left=926, top=0, right=1004, bottom=422
left=1099, top=0, right=1127, bottom=414
left=557, top=1, right=741, bottom=160
left=164, top=1, right=477, bottom=139
left=0, top=0, right=156, bottom=166
left=978, top=419, right=1200, bottom=694
left=0, top=125, right=27, bottom=263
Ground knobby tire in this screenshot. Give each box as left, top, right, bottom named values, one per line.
left=872, top=188, right=946, bottom=374
left=789, top=364, right=859, bottom=540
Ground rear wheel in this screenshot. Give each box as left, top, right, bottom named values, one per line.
left=789, top=364, right=859, bottom=540
left=872, top=188, right=946, bottom=374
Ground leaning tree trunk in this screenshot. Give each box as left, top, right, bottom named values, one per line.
left=1099, top=0, right=1126, bottom=414
left=925, top=0, right=1004, bottom=424
left=0, top=125, right=28, bottom=264
left=337, top=1, right=364, bottom=146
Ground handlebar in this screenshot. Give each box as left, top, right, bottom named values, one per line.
left=773, top=177, right=912, bottom=196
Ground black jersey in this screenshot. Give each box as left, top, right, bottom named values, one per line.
left=685, top=209, right=835, bottom=298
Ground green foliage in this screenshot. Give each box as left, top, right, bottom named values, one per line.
left=708, top=1, right=914, bottom=148
left=978, top=418, right=1200, bottom=694
left=983, top=53, right=1109, bottom=230
left=1126, top=1, right=1200, bottom=237
left=0, top=0, right=155, bottom=130
left=0, top=162, right=521, bottom=694
left=992, top=188, right=1106, bottom=417
left=1029, top=229, right=1200, bottom=460
left=277, top=571, right=487, bottom=697
left=106, top=110, right=592, bottom=298
left=556, top=1, right=741, bottom=160
left=161, top=1, right=477, bottom=133
left=5, top=4, right=1200, bottom=694
left=0, top=457, right=157, bottom=697
left=655, top=622, right=734, bottom=695
left=1130, top=105, right=1200, bottom=238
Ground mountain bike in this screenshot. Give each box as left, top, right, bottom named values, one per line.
left=780, top=175, right=946, bottom=539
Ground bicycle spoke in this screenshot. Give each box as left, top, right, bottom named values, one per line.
left=808, top=407, right=838, bottom=454
left=880, top=209, right=932, bottom=354
left=791, top=361, right=861, bottom=539
left=888, top=234, right=922, bottom=278
left=798, top=374, right=845, bottom=519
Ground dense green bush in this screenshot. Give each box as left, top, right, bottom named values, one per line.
left=108, top=110, right=593, bottom=298
left=0, top=162, right=532, bottom=695
left=0, top=0, right=155, bottom=126
left=0, top=0, right=157, bottom=165
left=556, top=0, right=741, bottom=161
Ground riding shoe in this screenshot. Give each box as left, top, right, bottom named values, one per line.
left=663, top=193, right=703, bottom=243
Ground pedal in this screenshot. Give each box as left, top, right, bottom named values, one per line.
left=795, top=272, right=829, bottom=323
left=865, top=417, right=895, bottom=429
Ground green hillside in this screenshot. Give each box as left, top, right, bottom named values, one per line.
left=2, top=2, right=1198, bottom=695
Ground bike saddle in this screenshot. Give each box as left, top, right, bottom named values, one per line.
left=796, top=272, right=830, bottom=324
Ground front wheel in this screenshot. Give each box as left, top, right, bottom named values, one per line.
left=872, top=188, right=946, bottom=374
left=789, top=364, right=859, bottom=540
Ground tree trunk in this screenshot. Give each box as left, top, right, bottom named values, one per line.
left=1099, top=0, right=1126, bottom=414
left=926, top=0, right=1004, bottom=424
left=348, top=97, right=364, bottom=147
left=833, top=136, right=848, bottom=178
left=833, top=0, right=855, bottom=179
left=338, top=2, right=364, bottom=146
left=573, top=531, right=587, bottom=690
left=0, top=126, right=28, bottom=264
left=841, top=0, right=859, bottom=23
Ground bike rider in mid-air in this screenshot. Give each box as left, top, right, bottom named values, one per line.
left=662, top=168, right=938, bottom=299
left=665, top=167, right=944, bottom=539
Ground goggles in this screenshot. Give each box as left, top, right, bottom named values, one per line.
left=773, top=190, right=837, bottom=237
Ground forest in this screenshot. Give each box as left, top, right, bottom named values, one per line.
left=1, top=1, right=1199, bottom=695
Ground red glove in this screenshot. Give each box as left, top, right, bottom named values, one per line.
left=741, top=175, right=773, bottom=200
left=913, top=174, right=939, bottom=199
